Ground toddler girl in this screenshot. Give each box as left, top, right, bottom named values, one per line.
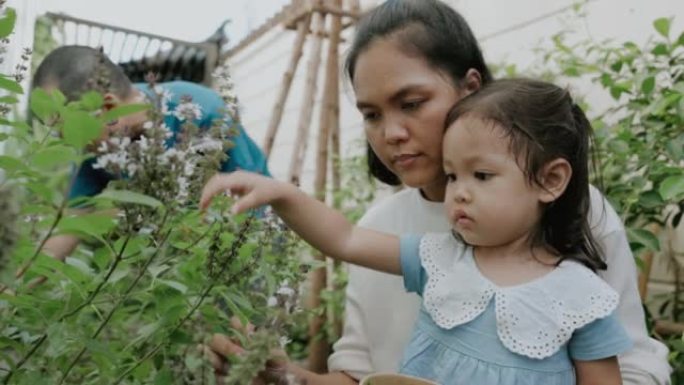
left=200, top=79, right=632, bottom=385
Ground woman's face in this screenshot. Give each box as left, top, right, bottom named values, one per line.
left=352, top=38, right=465, bottom=201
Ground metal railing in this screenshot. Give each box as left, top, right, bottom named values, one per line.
left=43, top=12, right=222, bottom=85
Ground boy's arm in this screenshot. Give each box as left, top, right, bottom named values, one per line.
left=574, top=357, right=622, bottom=385
left=200, top=171, right=401, bottom=275
left=206, top=331, right=358, bottom=384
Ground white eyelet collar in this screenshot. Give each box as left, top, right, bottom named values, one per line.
left=419, top=233, right=619, bottom=359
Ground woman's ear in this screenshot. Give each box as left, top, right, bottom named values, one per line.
left=538, top=158, right=572, bottom=203
left=460, top=69, right=482, bottom=97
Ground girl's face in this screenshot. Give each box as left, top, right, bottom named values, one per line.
left=442, top=116, right=546, bottom=248
left=352, top=38, right=464, bottom=201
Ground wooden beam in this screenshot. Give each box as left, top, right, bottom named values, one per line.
left=307, top=0, right=344, bottom=371
left=287, top=11, right=326, bottom=186
left=262, top=15, right=312, bottom=158
left=654, top=319, right=684, bottom=336
left=223, top=2, right=301, bottom=58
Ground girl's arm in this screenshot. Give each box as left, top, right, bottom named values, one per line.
left=574, top=357, right=622, bottom=385
left=200, top=171, right=402, bottom=274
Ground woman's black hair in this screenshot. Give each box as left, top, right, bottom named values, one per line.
left=345, top=0, right=493, bottom=185
left=445, top=78, right=606, bottom=271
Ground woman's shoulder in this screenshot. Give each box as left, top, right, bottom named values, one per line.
left=358, top=188, right=446, bottom=233
left=588, top=184, right=624, bottom=235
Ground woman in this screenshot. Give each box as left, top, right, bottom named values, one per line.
left=207, top=1, right=670, bottom=384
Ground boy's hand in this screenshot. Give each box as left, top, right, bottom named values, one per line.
left=200, top=171, right=290, bottom=214
left=198, top=317, right=290, bottom=385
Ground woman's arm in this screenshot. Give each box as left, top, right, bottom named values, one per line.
left=200, top=171, right=402, bottom=275
left=574, top=357, right=622, bottom=385
left=588, top=187, right=671, bottom=384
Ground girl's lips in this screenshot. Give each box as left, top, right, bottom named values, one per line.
left=456, top=217, right=473, bottom=226
left=452, top=210, right=473, bottom=226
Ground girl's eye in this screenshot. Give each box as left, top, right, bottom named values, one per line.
left=401, top=100, right=423, bottom=111
left=474, top=171, right=493, bottom=181
left=445, top=173, right=457, bottom=183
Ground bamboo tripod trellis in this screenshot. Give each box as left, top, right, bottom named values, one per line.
left=223, top=0, right=361, bottom=373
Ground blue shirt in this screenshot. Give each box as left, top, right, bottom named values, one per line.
left=398, top=234, right=633, bottom=385
left=69, top=81, right=270, bottom=200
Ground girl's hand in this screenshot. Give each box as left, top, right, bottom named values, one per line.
left=200, top=171, right=292, bottom=214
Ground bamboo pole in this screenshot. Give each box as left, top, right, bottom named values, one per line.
left=349, top=0, right=361, bottom=14
left=287, top=9, right=326, bottom=185
left=328, top=0, right=344, bottom=343
left=638, top=251, right=654, bottom=301
left=638, top=224, right=660, bottom=300
left=306, top=0, right=344, bottom=373
left=262, top=15, right=312, bottom=158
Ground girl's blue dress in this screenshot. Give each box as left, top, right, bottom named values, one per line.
left=398, top=233, right=633, bottom=385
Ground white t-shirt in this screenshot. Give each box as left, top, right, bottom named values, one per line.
left=327, top=186, right=671, bottom=385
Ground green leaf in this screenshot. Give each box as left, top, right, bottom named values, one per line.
left=659, top=175, right=684, bottom=200
left=158, top=279, right=188, bottom=294
left=99, top=103, right=149, bottom=124
left=653, top=17, right=671, bottom=38
left=96, top=189, right=163, bottom=208
left=607, top=139, right=629, bottom=154
left=610, top=85, right=628, bottom=100
left=609, top=60, right=623, bottom=73
left=651, top=43, right=669, bottom=56
left=154, top=369, right=173, bottom=385
left=0, top=155, right=29, bottom=173
left=0, top=75, right=23, bottom=94
left=79, top=91, right=104, bottom=111
left=627, top=228, right=660, bottom=252
left=57, top=214, right=117, bottom=237
left=665, top=137, right=684, bottom=161
left=0, top=95, right=18, bottom=104
left=148, top=264, right=170, bottom=278
left=220, top=292, right=249, bottom=326
left=62, top=109, right=102, bottom=148
left=563, top=66, right=580, bottom=77
left=0, top=8, right=16, bottom=39
left=600, top=73, right=614, bottom=87
left=678, top=31, right=684, bottom=46
left=641, top=76, right=655, bottom=95
left=30, top=145, right=79, bottom=169
left=65, top=256, right=95, bottom=277
left=638, top=190, right=664, bottom=209
left=646, top=93, right=681, bottom=116
left=30, top=88, right=60, bottom=122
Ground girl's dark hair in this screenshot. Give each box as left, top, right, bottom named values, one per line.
left=32, top=45, right=133, bottom=102
left=345, top=0, right=493, bottom=186
left=445, top=78, right=606, bottom=271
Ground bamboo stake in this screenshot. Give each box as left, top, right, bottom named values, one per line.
left=327, top=0, right=344, bottom=344
left=348, top=0, right=361, bottom=14
left=306, top=0, right=344, bottom=373
left=262, top=15, right=312, bottom=158
left=638, top=251, right=654, bottom=301
left=638, top=224, right=660, bottom=300
left=287, top=9, right=326, bottom=185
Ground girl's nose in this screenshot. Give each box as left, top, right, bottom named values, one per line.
left=454, top=185, right=471, bottom=203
